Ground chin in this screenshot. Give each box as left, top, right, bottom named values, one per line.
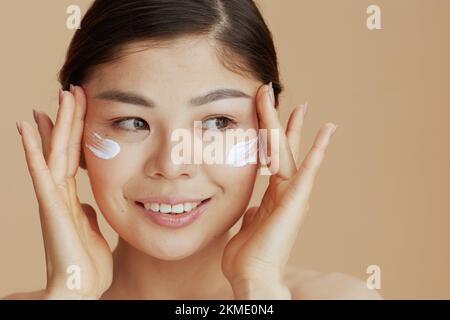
left=129, top=232, right=208, bottom=261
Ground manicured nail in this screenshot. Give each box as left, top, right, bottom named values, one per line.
left=16, top=121, right=22, bottom=135
left=268, top=82, right=275, bottom=107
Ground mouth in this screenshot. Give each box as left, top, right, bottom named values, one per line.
left=134, top=197, right=212, bottom=228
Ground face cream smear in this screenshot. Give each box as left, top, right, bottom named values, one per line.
left=226, top=137, right=258, bottom=167
left=85, top=130, right=121, bottom=160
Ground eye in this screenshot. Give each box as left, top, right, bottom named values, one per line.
left=202, top=116, right=236, bottom=131
left=112, top=117, right=150, bottom=132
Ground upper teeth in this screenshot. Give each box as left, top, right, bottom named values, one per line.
left=143, top=202, right=200, bottom=214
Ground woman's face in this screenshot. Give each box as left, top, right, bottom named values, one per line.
left=82, top=36, right=261, bottom=260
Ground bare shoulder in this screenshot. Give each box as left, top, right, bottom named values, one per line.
left=283, top=265, right=383, bottom=300
left=2, top=289, right=46, bottom=300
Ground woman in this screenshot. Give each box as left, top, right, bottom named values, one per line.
left=5, top=0, right=381, bottom=299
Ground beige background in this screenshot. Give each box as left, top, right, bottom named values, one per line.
left=1, top=0, right=449, bottom=299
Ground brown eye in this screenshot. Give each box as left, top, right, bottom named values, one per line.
left=114, top=117, right=150, bottom=131
left=202, top=117, right=234, bottom=131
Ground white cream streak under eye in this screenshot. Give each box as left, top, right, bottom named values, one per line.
left=226, top=137, right=258, bottom=167
left=85, top=131, right=121, bottom=160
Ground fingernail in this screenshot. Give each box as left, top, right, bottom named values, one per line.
left=59, top=89, right=64, bottom=104
left=268, top=82, right=275, bottom=107
left=32, top=109, right=38, bottom=123
left=16, top=121, right=22, bottom=135
left=302, top=102, right=308, bottom=118
left=70, top=84, right=75, bottom=94
left=330, top=124, right=338, bottom=136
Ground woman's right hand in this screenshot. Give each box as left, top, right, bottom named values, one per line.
left=16, top=85, right=113, bottom=299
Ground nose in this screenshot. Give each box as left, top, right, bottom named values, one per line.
left=143, top=129, right=197, bottom=180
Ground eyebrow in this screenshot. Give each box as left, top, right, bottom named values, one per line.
left=95, top=88, right=251, bottom=108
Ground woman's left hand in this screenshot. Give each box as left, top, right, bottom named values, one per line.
left=222, top=83, right=338, bottom=299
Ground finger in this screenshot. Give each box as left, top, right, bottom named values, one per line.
left=47, top=90, right=75, bottom=184
left=18, top=122, right=83, bottom=269
left=67, top=85, right=87, bottom=177
left=18, top=121, right=59, bottom=210
left=285, top=102, right=308, bottom=168
left=81, top=203, right=101, bottom=234
left=251, top=123, right=338, bottom=265
left=278, top=123, right=337, bottom=230
left=239, top=206, right=259, bottom=232
left=33, top=109, right=54, bottom=161
left=255, top=83, right=296, bottom=180
left=295, top=122, right=338, bottom=193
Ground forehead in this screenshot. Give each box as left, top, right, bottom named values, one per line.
left=85, top=36, right=259, bottom=98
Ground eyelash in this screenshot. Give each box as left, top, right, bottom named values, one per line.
left=110, top=115, right=237, bottom=133
left=111, top=117, right=150, bottom=132
left=202, top=116, right=237, bottom=131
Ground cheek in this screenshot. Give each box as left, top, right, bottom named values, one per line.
left=83, top=142, right=147, bottom=235
left=225, top=137, right=258, bottom=167
left=82, top=141, right=140, bottom=207
left=205, top=163, right=257, bottom=219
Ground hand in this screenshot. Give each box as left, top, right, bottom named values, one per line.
left=222, top=83, right=338, bottom=299
left=16, top=85, right=113, bottom=299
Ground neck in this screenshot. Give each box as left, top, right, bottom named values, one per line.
left=104, top=231, right=234, bottom=299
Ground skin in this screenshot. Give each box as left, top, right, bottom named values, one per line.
left=5, top=36, right=381, bottom=300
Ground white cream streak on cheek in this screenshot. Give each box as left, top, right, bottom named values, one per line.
left=226, top=137, right=258, bottom=167
left=85, top=131, right=121, bottom=160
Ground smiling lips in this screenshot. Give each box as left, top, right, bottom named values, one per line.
left=135, top=197, right=212, bottom=228
left=143, top=201, right=201, bottom=215
left=135, top=197, right=210, bottom=216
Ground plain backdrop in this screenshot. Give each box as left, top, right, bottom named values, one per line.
left=1, top=0, right=449, bottom=299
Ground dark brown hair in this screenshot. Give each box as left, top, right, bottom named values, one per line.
left=58, top=0, right=283, bottom=106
